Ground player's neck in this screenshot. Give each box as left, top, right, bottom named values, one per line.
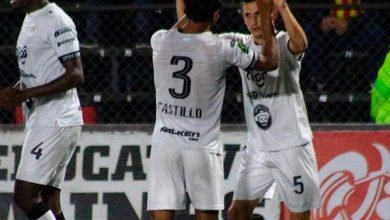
left=179, top=20, right=211, bottom=34
left=253, top=36, right=264, bottom=46
left=26, top=0, right=49, bottom=13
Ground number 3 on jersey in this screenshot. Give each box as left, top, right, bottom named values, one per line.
left=169, top=56, right=193, bottom=99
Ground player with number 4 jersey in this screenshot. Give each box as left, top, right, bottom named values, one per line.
left=0, top=1, right=84, bottom=220
left=147, top=0, right=278, bottom=220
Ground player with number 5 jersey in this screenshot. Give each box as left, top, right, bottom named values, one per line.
left=147, top=0, right=278, bottom=219
left=221, top=0, right=321, bottom=219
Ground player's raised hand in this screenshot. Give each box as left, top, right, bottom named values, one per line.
left=257, top=0, right=273, bottom=13
left=273, top=0, right=287, bottom=11
left=0, top=87, right=26, bottom=109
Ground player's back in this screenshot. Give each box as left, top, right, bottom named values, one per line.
left=151, top=29, right=227, bottom=151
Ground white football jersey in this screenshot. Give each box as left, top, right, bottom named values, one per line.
left=151, top=29, right=258, bottom=151
left=220, top=31, right=312, bottom=152
left=16, top=3, right=83, bottom=128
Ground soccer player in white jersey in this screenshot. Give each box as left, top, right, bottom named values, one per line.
left=147, top=0, right=278, bottom=219
left=217, top=0, right=321, bottom=219
left=0, top=0, right=84, bottom=219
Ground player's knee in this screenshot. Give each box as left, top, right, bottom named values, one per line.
left=289, top=210, right=310, bottom=220
left=227, top=205, right=240, bottom=219
left=13, top=188, right=40, bottom=212
left=148, top=210, right=175, bottom=220
left=13, top=191, right=30, bottom=211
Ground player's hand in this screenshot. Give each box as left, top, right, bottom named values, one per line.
left=320, top=16, right=336, bottom=33
left=334, top=18, right=349, bottom=35
left=257, top=0, right=273, bottom=14
left=273, top=0, right=286, bottom=11
left=0, top=87, right=26, bottom=109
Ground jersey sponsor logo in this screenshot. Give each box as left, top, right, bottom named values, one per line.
left=246, top=91, right=279, bottom=100
left=16, top=46, right=28, bottom=65
left=313, top=143, right=390, bottom=220
left=160, top=127, right=200, bottom=141
left=19, top=69, right=36, bottom=79
left=57, top=37, right=76, bottom=47
left=246, top=70, right=267, bottom=87
left=158, top=102, right=202, bottom=119
left=253, top=104, right=272, bottom=130
left=54, top=27, right=72, bottom=37
left=229, top=39, right=249, bottom=54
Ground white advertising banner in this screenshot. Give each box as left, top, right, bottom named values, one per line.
left=0, top=128, right=278, bottom=220
left=1, top=127, right=389, bottom=220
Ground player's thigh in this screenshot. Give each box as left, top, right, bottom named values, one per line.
left=233, top=150, right=274, bottom=201
left=182, top=148, right=224, bottom=211
left=147, top=145, right=186, bottom=210
left=271, top=143, right=321, bottom=213
left=16, top=126, right=81, bottom=187
left=48, top=126, right=81, bottom=188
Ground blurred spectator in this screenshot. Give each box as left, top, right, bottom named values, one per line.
left=306, top=0, right=386, bottom=93
left=371, top=46, right=390, bottom=123
left=84, top=0, right=104, bottom=46
left=134, top=0, right=153, bottom=47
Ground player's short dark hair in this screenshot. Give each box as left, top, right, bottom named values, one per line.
left=184, top=0, right=222, bottom=23
left=240, top=0, right=256, bottom=10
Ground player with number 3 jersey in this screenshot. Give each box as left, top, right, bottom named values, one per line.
left=147, top=0, right=278, bottom=220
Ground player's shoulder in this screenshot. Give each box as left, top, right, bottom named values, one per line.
left=151, top=29, right=169, bottom=40
left=151, top=29, right=169, bottom=48
left=43, top=3, right=74, bottom=25
left=276, top=30, right=289, bottom=42
left=218, top=32, right=251, bottom=43
left=31, top=4, right=74, bottom=32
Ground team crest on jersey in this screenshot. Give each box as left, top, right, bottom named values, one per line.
left=16, top=46, right=28, bottom=65
left=253, top=104, right=272, bottom=129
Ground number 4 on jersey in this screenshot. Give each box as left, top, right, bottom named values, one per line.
left=31, top=142, right=44, bottom=160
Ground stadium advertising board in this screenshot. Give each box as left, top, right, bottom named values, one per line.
left=0, top=128, right=389, bottom=220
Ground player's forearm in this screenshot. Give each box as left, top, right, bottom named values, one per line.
left=257, top=11, right=278, bottom=70
left=176, top=0, right=185, bottom=20
left=22, top=59, right=84, bottom=100
left=277, top=3, right=308, bottom=53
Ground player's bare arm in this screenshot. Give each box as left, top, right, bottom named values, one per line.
left=253, top=0, right=279, bottom=71
left=274, top=0, right=308, bottom=54
left=0, top=57, right=83, bottom=109
left=176, top=0, right=185, bottom=21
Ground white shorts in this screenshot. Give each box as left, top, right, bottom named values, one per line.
left=147, top=145, right=224, bottom=211
left=16, top=126, right=81, bottom=188
left=233, top=142, right=321, bottom=213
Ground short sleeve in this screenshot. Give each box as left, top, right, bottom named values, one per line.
left=221, top=37, right=258, bottom=71
left=151, top=29, right=168, bottom=50
left=50, top=17, right=80, bottom=63
left=278, top=32, right=304, bottom=67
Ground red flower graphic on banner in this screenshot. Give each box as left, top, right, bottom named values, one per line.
left=313, top=143, right=390, bottom=220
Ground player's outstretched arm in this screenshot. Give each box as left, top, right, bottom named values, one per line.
left=254, top=0, right=279, bottom=71
left=0, top=57, right=84, bottom=109
left=274, top=0, right=308, bottom=54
